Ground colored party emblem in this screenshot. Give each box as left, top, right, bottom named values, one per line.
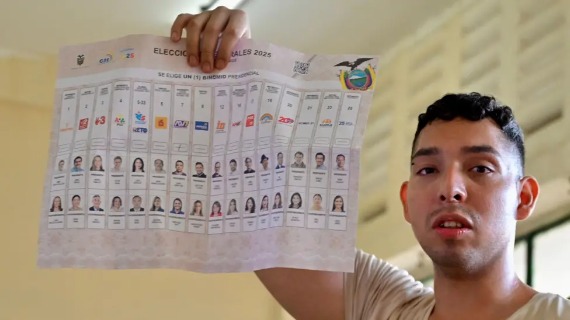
left=155, top=117, right=168, bottom=129
left=195, top=121, right=209, bottom=131
left=335, top=58, right=376, bottom=91
left=246, top=114, right=255, bottom=127
left=259, top=113, right=274, bottom=124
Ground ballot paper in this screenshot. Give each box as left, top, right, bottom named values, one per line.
left=37, top=34, right=378, bottom=272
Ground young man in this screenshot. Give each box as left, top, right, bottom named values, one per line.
left=170, top=7, right=570, bottom=319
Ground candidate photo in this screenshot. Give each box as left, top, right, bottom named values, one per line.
left=90, top=155, right=105, bottom=171
left=170, top=198, right=185, bottom=215
left=150, top=196, right=165, bottom=212
left=110, top=196, right=123, bottom=212
left=130, top=195, right=144, bottom=212
left=290, top=151, right=306, bottom=168
left=88, top=194, right=104, bottom=211
left=132, top=158, right=145, bottom=173
left=193, top=162, right=207, bottom=178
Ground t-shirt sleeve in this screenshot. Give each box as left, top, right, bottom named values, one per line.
left=344, top=249, right=432, bottom=320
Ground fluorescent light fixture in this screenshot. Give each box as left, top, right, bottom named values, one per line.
left=200, top=0, right=246, bottom=11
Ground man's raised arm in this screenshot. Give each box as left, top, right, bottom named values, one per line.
left=255, top=268, right=344, bottom=320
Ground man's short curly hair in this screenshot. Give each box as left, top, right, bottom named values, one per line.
left=412, top=92, right=525, bottom=174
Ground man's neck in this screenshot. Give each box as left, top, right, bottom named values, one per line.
left=430, top=257, right=536, bottom=320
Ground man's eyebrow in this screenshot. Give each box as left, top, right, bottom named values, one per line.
left=411, top=145, right=502, bottom=163
left=411, top=147, right=439, bottom=162
left=461, top=145, right=501, bottom=157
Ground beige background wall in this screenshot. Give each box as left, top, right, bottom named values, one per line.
left=2, top=0, right=570, bottom=318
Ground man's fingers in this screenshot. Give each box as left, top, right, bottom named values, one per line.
left=171, top=7, right=251, bottom=71
left=170, top=13, right=192, bottom=42
left=184, top=12, right=211, bottom=67
left=215, top=9, right=249, bottom=70
left=199, top=6, right=231, bottom=73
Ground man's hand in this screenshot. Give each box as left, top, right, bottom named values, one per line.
left=170, top=6, right=251, bottom=73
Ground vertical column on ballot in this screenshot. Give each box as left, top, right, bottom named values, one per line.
left=48, top=89, right=79, bottom=229
left=208, top=85, right=231, bottom=234
left=240, top=81, right=262, bottom=232
left=128, top=81, right=151, bottom=230
left=224, top=84, right=247, bottom=232
left=327, top=92, right=362, bottom=230
left=148, top=83, right=173, bottom=230
left=286, top=91, right=322, bottom=228
left=255, top=82, right=283, bottom=230
left=166, top=85, right=192, bottom=232
left=168, top=85, right=196, bottom=233
left=107, top=80, right=131, bottom=230
left=86, top=83, right=112, bottom=229
left=67, top=86, right=96, bottom=229
left=187, top=86, right=212, bottom=234
left=271, top=86, right=301, bottom=227
left=306, top=92, right=342, bottom=229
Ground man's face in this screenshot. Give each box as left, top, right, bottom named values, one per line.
left=316, top=154, right=324, bottom=166
left=174, top=200, right=182, bottom=210
left=215, top=162, right=221, bottom=173
left=400, top=118, right=534, bottom=273
left=295, top=153, right=303, bottom=163
left=230, top=161, right=237, bottom=172
left=92, top=196, right=101, bottom=208
left=74, top=158, right=82, bottom=168
left=262, top=159, right=268, bottom=169
left=245, top=158, right=252, bottom=169
left=336, top=155, right=345, bottom=168
left=154, top=159, right=163, bottom=171
left=277, top=153, right=283, bottom=164
left=196, top=164, right=203, bottom=174
left=114, top=158, right=122, bottom=169
left=176, top=161, right=183, bottom=172
left=133, top=197, right=142, bottom=208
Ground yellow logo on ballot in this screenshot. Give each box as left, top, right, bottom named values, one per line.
left=155, top=117, right=168, bottom=129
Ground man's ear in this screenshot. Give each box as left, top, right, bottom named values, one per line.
left=400, top=181, right=411, bottom=223
left=516, top=176, right=540, bottom=221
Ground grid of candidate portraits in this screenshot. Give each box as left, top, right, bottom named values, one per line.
left=48, top=79, right=362, bottom=234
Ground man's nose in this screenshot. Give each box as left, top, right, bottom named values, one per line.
left=438, top=166, right=467, bottom=203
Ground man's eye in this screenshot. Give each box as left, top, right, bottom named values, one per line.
left=417, top=167, right=436, bottom=175
left=471, top=166, right=492, bottom=174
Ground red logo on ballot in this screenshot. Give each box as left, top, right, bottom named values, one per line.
left=278, top=116, right=294, bottom=124
left=246, top=114, right=255, bottom=127
left=78, top=118, right=89, bottom=130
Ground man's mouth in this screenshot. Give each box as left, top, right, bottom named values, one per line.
left=438, top=221, right=464, bottom=228
left=432, top=213, right=473, bottom=229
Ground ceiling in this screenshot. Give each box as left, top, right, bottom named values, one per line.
left=1, top=0, right=456, bottom=56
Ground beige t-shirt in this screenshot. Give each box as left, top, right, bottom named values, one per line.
left=344, top=250, right=570, bottom=320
